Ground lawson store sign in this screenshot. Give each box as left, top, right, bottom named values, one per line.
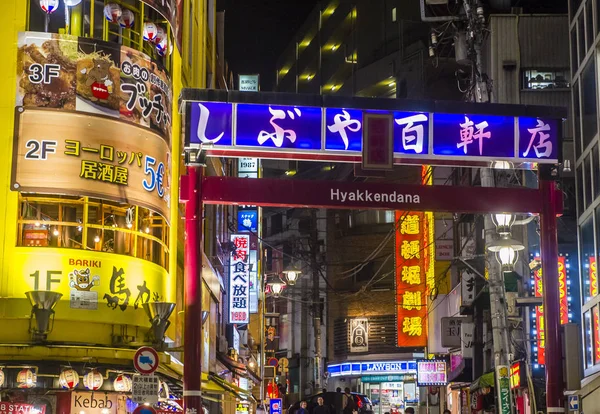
left=183, top=91, right=563, bottom=167
left=327, top=361, right=418, bottom=377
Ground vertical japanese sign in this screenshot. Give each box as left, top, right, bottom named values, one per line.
left=558, top=256, right=568, bottom=325
left=533, top=263, right=545, bottom=365
left=349, top=318, right=369, bottom=353
left=395, top=210, right=428, bottom=348
left=495, top=365, right=511, bottom=414
left=590, top=257, right=597, bottom=297
left=229, top=234, right=250, bottom=324
left=594, top=307, right=600, bottom=364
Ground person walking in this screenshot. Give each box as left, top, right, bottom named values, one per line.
left=314, top=397, right=331, bottom=414
left=342, top=388, right=356, bottom=414
left=298, top=401, right=308, bottom=414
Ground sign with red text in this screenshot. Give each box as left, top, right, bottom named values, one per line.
left=533, top=262, right=545, bottom=365
left=229, top=234, right=250, bottom=324
left=0, top=403, right=43, bottom=414
left=558, top=256, right=568, bottom=325
left=416, top=360, right=447, bottom=386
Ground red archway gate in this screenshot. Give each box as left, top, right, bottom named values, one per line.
left=179, top=89, right=566, bottom=414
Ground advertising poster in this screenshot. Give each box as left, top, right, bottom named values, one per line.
left=229, top=234, right=250, bottom=324
left=17, top=32, right=172, bottom=142
left=349, top=318, right=369, bottom=353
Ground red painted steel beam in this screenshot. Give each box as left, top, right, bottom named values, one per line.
left=201, top=176, right=546, bottom=214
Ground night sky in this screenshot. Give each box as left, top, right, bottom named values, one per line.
left=218, top=0, right=319, bottom=91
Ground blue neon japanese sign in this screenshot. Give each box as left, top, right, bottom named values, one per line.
left=237, top=209, right=258, bottom=233
left=186, top=99, right=561, bottom=166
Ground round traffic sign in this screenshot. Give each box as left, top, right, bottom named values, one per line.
left=134, top=346, right=159, bottom=375
left=133, top=405, right=157, bottom=414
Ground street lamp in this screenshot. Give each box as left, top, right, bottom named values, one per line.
left=491, top=213, right=516, bottom=235
left=282, top=266, right=301, bottom=286
left=487, top=236, right=525, bottom=272
left=269, top=281, right=285, bottom=297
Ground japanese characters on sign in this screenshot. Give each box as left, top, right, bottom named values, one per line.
left=510, top=362, right=522, bottom=390
left=186, top=100, right=561, bottom=165
left=395, top=211, right=428, bottom=348
left=349, top=318, right=369, bottom=353
left=132, top=374, right=160, bottom=404
left=416, top=360, right=447, bottom=386
left=12, top=109, right=171, bottom=222
left=229, top=234, right=250, bottom=324
left=529, top=254, right=573, bottom=367
left=17, top=32, right=173, bottom=143
left=590, top=256, right=597, bottom=297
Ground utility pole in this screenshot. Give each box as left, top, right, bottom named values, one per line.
left=311, top=208, right=322, bottom=391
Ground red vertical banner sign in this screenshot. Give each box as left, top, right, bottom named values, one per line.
left=558, top=256, right=568, bottom=325
left=533, top=262, right=545, bottom=365
left=594, top=307, right=600, bottom=363
left=395, top=210, right=428, bottom=348
left=590, top=257, right=598, bottom=297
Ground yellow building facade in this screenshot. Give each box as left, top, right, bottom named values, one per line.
left=0, top=0, right=227, bottom=413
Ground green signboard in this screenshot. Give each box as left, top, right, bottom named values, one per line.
left=361, top=375, right=410, bottom=383
left=496, top=365, right=512, bottom=414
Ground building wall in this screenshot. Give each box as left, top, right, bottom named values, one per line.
left=0, top=0, right=217, bottom=394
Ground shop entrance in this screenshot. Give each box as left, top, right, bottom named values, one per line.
left=180, top=90, right=566, bottom=414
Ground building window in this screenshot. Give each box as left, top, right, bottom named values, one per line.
left=581, top=215, right=595, bottom=303
left=585, top=154, right=593, bottom=207
left=574, top=81, right=582, bottom=157
left=392, top=7, right=397, bottom=22
left=572, top=27, right=579, bottom=74
left=18, top=194, right=170, bottom=269
left=580, top=13, right=587, bottom=64
left=577, top=165, right=585, bottom=215
left=522, top=69, right=570, bottom=89
left=582, top=59, right=598, bottom=150
left=585, top=310, right=594, bottom=368
left=587, top=0, right=595, bottom=49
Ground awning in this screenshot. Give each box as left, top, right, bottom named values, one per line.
left=470, top=372, right=495, bottom=392
left=210, top=373, right=257, bottom=403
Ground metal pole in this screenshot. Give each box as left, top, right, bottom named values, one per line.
left=311, top=209, right=322, bottom=391
left=481, top=169, right=514, bottom=414
left=183, top=166, right=203, bottom=413
left=539, top=179, right=564, bottom=412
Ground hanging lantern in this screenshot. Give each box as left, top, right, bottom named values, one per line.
left=113, top=374, right=132, bottom=392
left=39, top=0, right=60, bottom=14
left=153, top=26, right=166, bottom=45
left=17, top=369, right=36, bottom=389
left=156, top=37, right=168, bottom=57
left=103, top=3, right=122, bottom=23
left=118, top=8, right=135, bottom=28
left=0, top=369, right=4, bottom=388
left=83, top=369, right=104, bottom=391
left=59, top=368, right=80, bottom=389
left=143, top=22, right=158, bottom=42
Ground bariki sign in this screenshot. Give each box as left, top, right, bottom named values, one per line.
left=183, top=90, right=563, bottom=169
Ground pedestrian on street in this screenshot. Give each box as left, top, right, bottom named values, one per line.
left=342, top=388, right=357, bottom=414
left=314, top=397, right=331, bottom=414
left=404, top=408, right=415, bottom=414
left=298, top=401, right=308, bottom=414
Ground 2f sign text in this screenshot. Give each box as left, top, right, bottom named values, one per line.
left=25, top=140, right=57, bottom=160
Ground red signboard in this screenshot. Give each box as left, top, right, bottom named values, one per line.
left=533, top=264, right=545, bottom=365
left=395, top=210, right=428, bottom=348
left=362, top=114, right=393, bottom=170
left=201, top=176, right=546, bottom=214
left=558, top=256, right=568, bottom=325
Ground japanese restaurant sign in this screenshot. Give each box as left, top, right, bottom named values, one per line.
left=416, top=360, right=447, bottom=386
left=229, top=234, right=250, bottom=324
left=185, top=98, right=561, bottom=167
left=395, top=211, right=428, bottom=348
left=12, top=108, right=171, bottom=222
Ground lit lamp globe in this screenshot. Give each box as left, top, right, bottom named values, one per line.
left=0, top=368, right=5, bottom=388
left=83, top=369, right=104, bottom=391
left=113, top=374, right=132, bottom=392
left=59, top=368, right=80, bottom=389
left=269, top=281, right=285, bottom=298
left=490, top=213, right=515, bottom=236
left=282, top=267, right=301, bottom=286
left=17, top=368, right=36, bottom=389
left=487, top=236, right=525, bottom=272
